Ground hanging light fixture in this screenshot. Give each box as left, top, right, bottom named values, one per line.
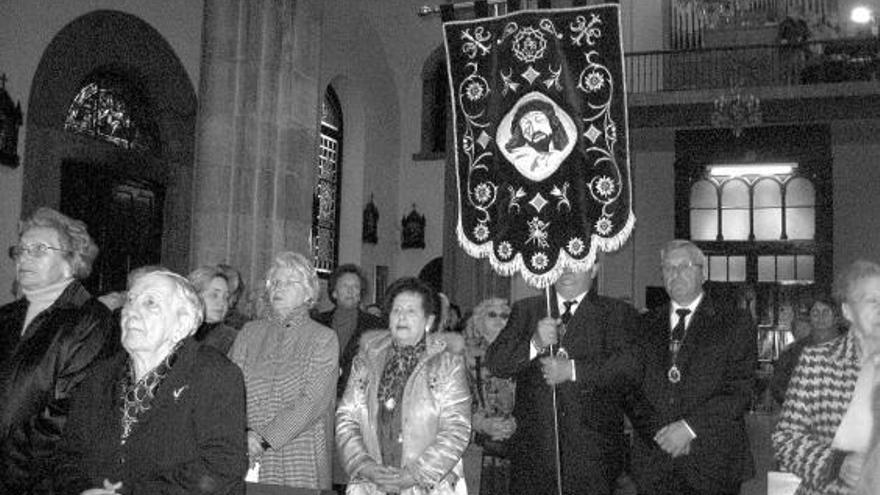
left=679, top=0, right=739, bottom=28
left=711, top=85, right=762, bottom=137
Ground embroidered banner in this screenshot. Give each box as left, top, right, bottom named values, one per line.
left=444, top=4, right=633, bottom=288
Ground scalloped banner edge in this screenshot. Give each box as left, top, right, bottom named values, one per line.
left=456, top=211, right=635, bottom=289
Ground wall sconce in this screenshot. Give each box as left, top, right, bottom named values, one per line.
left=0, top=74, right=23, bottom=168
left=362, top=194, right=379, bottom=244
left=401, top=204, right=426, bottom=249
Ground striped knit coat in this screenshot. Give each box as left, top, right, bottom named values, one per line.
left=772, top=331, right=860, bottom=495
left=229, top=309, right=339, bottom=489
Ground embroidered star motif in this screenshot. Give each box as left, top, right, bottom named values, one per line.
left=521, top=65, right=541, bottom=85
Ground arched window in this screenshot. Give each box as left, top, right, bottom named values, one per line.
left=688, top=165, right=817, bottom=283
left=414, top=46, right=448, bottom=160
left=64, top=71, right=156, bottom=150
left=312, top=86, right=343, bottom=276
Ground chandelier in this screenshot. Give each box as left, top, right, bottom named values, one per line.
left=711, top=86, right=762, bottom=137
left=678, top=0, right=739, bottom=28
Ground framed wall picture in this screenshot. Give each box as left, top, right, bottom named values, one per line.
left=374, top=265, right=388, bottom=305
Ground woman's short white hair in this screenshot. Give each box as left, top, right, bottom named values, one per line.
left=265, top=251, right=320, bottom=308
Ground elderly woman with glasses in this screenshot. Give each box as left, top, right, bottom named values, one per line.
left=187, top=265, right=239, bottom=354
left=0, top=207, right=114, bottom=493
left=229, top=252, right=339, bottom=490
left=53, top=270, right=247, bottom=494
left=336, top=277, right=471, bottom=495
left=462, top=297, right=516, bottom=495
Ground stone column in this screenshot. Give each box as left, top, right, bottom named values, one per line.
left=192, top=0, right=323, bottom=293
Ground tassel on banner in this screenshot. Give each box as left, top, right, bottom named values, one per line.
left=474, top=0, right=489, bottom=18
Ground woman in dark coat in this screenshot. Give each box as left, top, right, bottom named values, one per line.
left=188, top=265, right=239, bottom=354
left=0, top=207, right=114, bottom=493
left=54, top=270, right=247, bottom=494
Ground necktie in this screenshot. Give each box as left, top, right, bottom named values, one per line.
left=561, top=300, right=576, bottom=325
left=668, top=308, right=691, bottom=384
left=672, top=308, right=691, bottom=344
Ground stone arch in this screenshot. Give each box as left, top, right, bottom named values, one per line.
left=416, top=44, right=448, bottom=159
left=23, top=9, right=196, bottom=276
left=324, top=74, right=368, bottom=266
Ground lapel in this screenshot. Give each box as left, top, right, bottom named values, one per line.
left=559, top=292, right=601, bottom=353
left=1, top=299, right=27, bottom=348
left=675, top=297, right=715, bottom=369
left=647, top=304, right=671, bottom=360
left=20, top=281, right=91, bottom=341
left=126, top=339, right=197, bottom=438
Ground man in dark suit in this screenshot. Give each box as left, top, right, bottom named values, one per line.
left=313, top=263, right=385, bottom=397
left=630, top=239, right=756, bottom=495
left=485, top=264, right=640, bottom=495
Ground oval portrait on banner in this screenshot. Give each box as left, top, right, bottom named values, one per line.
left=497, top=91, right=577, bottom=182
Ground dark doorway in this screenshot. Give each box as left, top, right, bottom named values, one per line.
left=60, top=160, right=165, bottom=295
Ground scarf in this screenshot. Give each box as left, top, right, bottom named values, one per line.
left=377, top=338, right=427, bottom=412
left=118, top=343, right=182, bottom=443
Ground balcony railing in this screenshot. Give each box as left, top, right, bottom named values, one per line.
left=625, top=37, right=880, bottom=94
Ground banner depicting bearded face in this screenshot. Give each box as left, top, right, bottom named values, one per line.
left=444, top=4, right=634, bottom=288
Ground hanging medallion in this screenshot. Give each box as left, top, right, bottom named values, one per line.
left=667, top=365, right=682, bottom=384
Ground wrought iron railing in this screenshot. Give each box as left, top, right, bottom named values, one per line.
left=625, top=37, right=880, bottom=94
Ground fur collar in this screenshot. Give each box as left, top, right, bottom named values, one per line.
left=360, top=330, right=465, bottom=357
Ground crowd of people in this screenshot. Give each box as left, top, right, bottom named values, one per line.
left=1, top=207, right=880, bottom=495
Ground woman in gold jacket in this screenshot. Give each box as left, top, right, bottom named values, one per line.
left=336, top=277, right=471, bottom=495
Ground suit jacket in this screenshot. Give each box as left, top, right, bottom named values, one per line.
left=53, top=338, right=248, bottom=494
left=484, top=292, right=640, bottom=495
left=630, top=296, right=756, bottom=493
left=0, top=281, right=114, bottom=492
left=313, top=308, right=386, bottom=398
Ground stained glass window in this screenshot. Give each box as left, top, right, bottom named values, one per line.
left=312, top=87, right=343, bottom=276
left=64, top=73, right=155, bottom=150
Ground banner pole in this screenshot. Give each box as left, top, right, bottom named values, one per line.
left=545, top=286, right=563, bottom=495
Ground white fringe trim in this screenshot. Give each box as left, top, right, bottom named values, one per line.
left=457, top=211, right=635, bottom=289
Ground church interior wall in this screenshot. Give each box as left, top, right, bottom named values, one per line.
left=319, top=0, right=402, bottom=305
left=0, top=1, right=202, bottom=305
left=830, top=118, right=880, bottom=273
left=4, top=1, right=880, bottom=312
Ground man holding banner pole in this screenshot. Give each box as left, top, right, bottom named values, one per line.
left=443, top=4, right=640, bottom=492
left=485, top=263, right=640, bottom=495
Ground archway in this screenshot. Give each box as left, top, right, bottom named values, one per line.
left=23, top=10, right=197, bottom=292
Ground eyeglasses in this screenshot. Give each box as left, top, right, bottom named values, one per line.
left=661, top=261, right=702, bottom=274
left=487, top=311, right=510, bottom=319
left=266, top=278, right=304, bottom=291
left=8, top=243, right=70, bottom=260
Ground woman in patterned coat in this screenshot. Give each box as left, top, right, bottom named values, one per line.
left=773, top=260, right=880, bottom=494
left=336, top=277, right=471, bottom=495
left=230, top=252, right=339, bottom=489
